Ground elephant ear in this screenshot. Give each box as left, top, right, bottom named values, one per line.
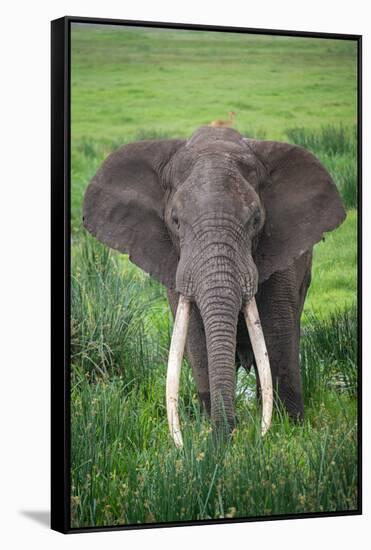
left=83, top=139, right=185, bottom=288
left=245, top=138, right=346, bottom=283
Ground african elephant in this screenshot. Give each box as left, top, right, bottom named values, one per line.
left=83, top=126, right=345, bottom=445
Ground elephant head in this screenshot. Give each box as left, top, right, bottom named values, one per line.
left=83, top=126, right=345, bottom=445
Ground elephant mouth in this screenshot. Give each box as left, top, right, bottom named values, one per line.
left=166, top=294, right=273, bottom=448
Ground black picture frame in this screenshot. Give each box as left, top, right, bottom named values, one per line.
left=51, top=15, right=362, bottom=534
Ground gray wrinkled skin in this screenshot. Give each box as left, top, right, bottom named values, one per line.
left=83, top=126, right=346, bottom=432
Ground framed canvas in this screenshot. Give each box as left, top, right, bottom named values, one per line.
left=51, top=16, right=362, bottom=533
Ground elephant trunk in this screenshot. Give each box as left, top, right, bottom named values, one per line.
left=195, top=262, right=242, bottom=433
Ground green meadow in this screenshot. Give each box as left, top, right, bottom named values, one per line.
left=70, top=24, right=358, bottom=528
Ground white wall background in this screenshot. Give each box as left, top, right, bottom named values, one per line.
left=1, top=0, right=369, bottom=548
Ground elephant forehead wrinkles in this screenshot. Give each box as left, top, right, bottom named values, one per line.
left=192, top=153, right=238, bottom=175
left=167, top=145, right=258, bottom=191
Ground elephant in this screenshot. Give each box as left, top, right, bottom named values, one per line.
left=83, top=126, right=345, bottom=445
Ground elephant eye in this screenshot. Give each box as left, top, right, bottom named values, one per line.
left=171, top=210, right=180, bottom=229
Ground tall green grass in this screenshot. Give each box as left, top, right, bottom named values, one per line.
left=71, top=233, right=171, bottom=382
left=301, top=307, right=358, bottom=402
left=71, top=370, right=357, bottom=527
left=285, top=124, right=356, bottom=157
left=70, top=235, right=358, bottom=528
left=70, top=304, right=357, bottom=527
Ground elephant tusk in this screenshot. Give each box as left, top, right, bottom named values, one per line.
left=243, top=298, right=273, bottom=436
left=166, top=295, right=191, bottom=448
